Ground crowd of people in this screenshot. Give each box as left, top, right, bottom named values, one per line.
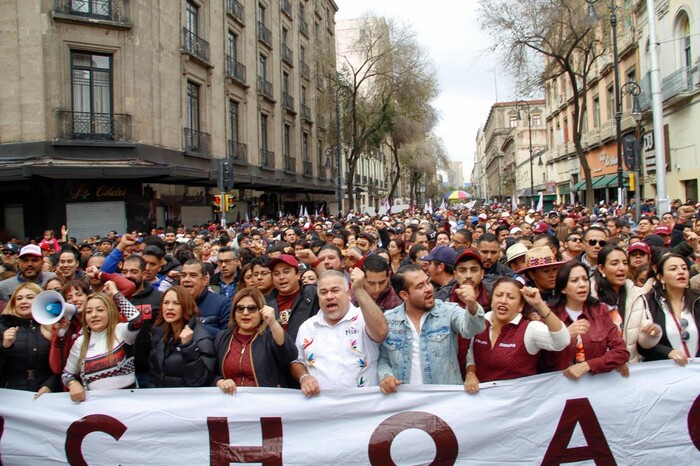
left=0, top=197, right=698, bottom=402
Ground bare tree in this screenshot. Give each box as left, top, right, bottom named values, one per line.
left=334, top=16, right=438, bottom=210
left=478, top=0, right=610, bottom=208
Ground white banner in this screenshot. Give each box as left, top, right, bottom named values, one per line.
left=1, top=362, right=699, bottom=465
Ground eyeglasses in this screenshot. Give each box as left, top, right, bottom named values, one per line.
left=2, top=251, right=15, bottom=256
left=252, top=271, right=271, bottom=278
left=680, top=318, right=690, bottom=341
left=234, top=305, right=259, bottom=314
left=587, top=239, right=607, bottom=247
left=568, top=237, right=583, bottom=243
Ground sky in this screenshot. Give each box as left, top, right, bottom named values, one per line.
left=334, top=0, right=516, bottom=183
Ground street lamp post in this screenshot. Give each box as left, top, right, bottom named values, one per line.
left=621, top=81, right=643, bottom=221
left=587, top=0, right=624, bottom=207
left=516, top=101, right=534, bottom=208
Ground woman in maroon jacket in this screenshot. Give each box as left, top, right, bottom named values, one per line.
left=545, top=261, right=629, bottom=379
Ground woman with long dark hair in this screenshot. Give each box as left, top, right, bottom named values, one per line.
left=149, top=285, right=215, bottom=387
left=544, top=261, right=629, bottom=379
left=464, top=278, right=569, bottom=393
left=387, top=238, right=406, bottom=274
left=592, top=245, right=658, bottom=362
left=639, top=253, right=699, bottom=365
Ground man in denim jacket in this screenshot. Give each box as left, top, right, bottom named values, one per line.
left=379, top=264, right=486, bottom=393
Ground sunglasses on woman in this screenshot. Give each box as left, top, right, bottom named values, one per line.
left=234, top=305, right=259, bottom=314
left=680, top=318, right=690, bottom=341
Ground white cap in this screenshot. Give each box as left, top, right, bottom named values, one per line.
left=19, top=244, right=42, bottom=257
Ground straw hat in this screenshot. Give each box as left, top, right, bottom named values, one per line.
left=517, top=246, right=566, bottom=273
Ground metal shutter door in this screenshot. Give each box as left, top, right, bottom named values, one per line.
left=181, top=206, right=212, bottom=228
left=4, top=205, right=25, bottom=240
left=66, top=201, right=127, bottom=241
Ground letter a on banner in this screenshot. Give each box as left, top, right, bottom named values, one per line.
left=541, top=398, right=616, bottom=466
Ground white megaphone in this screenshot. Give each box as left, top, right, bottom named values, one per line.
left=32, top=291, right=77, bottom=333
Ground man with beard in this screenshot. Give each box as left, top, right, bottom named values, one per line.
left=378, top=264, right=486, bottom=392
left=121, top=255, right=163, bottom=387
left=0, top=245, right=56, bottom=301
left=476, top=233, right=514, bottom=292
left=291, top=269, right=388, bottom=396
left=163, top=228, right=177, bottom=254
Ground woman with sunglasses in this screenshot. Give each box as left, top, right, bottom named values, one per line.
left=591, top=245, right=659, bottom=363
left=149, top=286, right=215, bottom=387
left=639, top=253, right=699, bottom=365
left=214, top=287, right=297, bottom=394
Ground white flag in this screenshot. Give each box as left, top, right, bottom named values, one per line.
left=439, top=199, right=447, bottom=211
left=298, top=204, right=304, bottom=218
left=245, top=211, right=250, bottom=223
left=303, top=206, right=309, bottom=218
left=511, top=194, right=519, bottom=212
left=536, top=192, right=544, bottom=213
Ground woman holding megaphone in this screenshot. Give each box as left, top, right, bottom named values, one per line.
left=0, top=283, right=60, bottom=397
left=61, top=280, right=142, bottom=402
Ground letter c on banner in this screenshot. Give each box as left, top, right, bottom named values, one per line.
left=368, top=411, right=458, bottom=466
left=65, top=414, right=127, bottom=466
left=689, top=394, right=700, bottom=451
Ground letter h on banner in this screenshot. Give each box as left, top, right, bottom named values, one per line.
left=207, top=417, right=283, bottom=466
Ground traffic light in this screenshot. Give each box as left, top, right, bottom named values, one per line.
left=213, top=194, right=223, bottom=213
left=224, top=194, right=235, bottom=212
left=628, top=172, right=635, bottom=191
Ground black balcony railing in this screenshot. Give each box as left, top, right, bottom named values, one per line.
left=282, top=92, right=295, bottom=112
left=299, top=18, right=309, bottom=37
left=304, top=160, right=313, bottom=177
left=257, top=76, right=273, bottom=99
left=225, top=0, right=244, bottom=25
left=228, top=140, right=248, bottom=164
left=183, top=128, right=211, bottom=157
left=260, top=149, right=275, bottom=169
left=300, top=61, right=310, bottom=79
left=258, top=22, right=272, bottom=47
left=56, top=111, right=131, bottom=141
left=183, top=28, right=210, bottom=63
left=281, top=0, right=292, bottom=18
left=301, top=104, right=312, bottom=122
left=54, top=0, right=129, bottom=23
left=225, top=55, right=246, bottom=85
left=284, top=156, right=297, bottom=173
left=281, top=44, right=294, bottom=66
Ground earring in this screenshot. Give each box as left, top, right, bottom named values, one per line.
left=601, top=273, right=606, bottom=278
left=662, top=282, right=666, bottom=291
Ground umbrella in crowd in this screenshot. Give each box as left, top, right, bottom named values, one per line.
left=445, top=190, right=471, bottom=201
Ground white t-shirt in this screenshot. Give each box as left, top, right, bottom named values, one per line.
left=295, top=304, right=380, bottom=388
left=406, top=313, right=428, bottom=384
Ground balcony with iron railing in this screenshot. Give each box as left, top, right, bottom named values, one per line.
left=257, top=76, right=274, bottom=100
left=228, top=140, right=248, bottom=164
left=52, top=0, right=131, bottom=27
left=300, top=61, right=311, bottom=79
left=282, top=92, right=295, bottom=113
left=284, top=156, right=297, bottom=174
left=281, top=44, right=294, bottom=66
left=183, top=128, right=211, bottom=158
left=182, top=28, right=210, bottom=64
left=260, top=149, right=275, bottom=170
left=225, top=0, right=244, bottom=25
left=299, top=18, right=309, bottom=37
left=56, top=111, right=132, bottom=142
left=304, top=160, right=313, bottom=177
left=281, top=0, right=293, bottom=18
left=258, top=22, right=272, bottom=48
left=301, top=104, right=312, bottom=122
left=662, top=66, right=697, bottom=102
left=225, top=55, right=247, bottom=85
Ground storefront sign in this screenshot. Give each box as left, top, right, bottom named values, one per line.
left=68, top=183, right=127, bottom=201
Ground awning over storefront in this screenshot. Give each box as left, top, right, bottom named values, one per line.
left=572, top=174, right=618, bottom=191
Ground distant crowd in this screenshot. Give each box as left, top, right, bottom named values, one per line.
left=1, top=196, right=698, bottom=404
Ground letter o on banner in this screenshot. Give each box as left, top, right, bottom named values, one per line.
left=689, top=394, right=700, bottom=451
left=368, top=411, right=458, bottom=466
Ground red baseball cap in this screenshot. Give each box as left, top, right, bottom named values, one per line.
left=654, top=225, right=672, bottom=236
left=269, top=254, right=300, bottom=271
left=628, top=242, right=651, bottom=255
left=455, top=249, right=483, bottom=267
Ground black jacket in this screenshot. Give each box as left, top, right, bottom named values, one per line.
left=482, top=262, right=515, bottom=294
left=130, top=284, right=164, bottom=377
left=213, top=327, right=298, bottom=388
left=265, top=284, right=319, bottom=341
left=638, top=288, right=700, bottom=360
left=0, top=315, right=59, bottom=392
left=149, top=321, right=215, bottom=388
